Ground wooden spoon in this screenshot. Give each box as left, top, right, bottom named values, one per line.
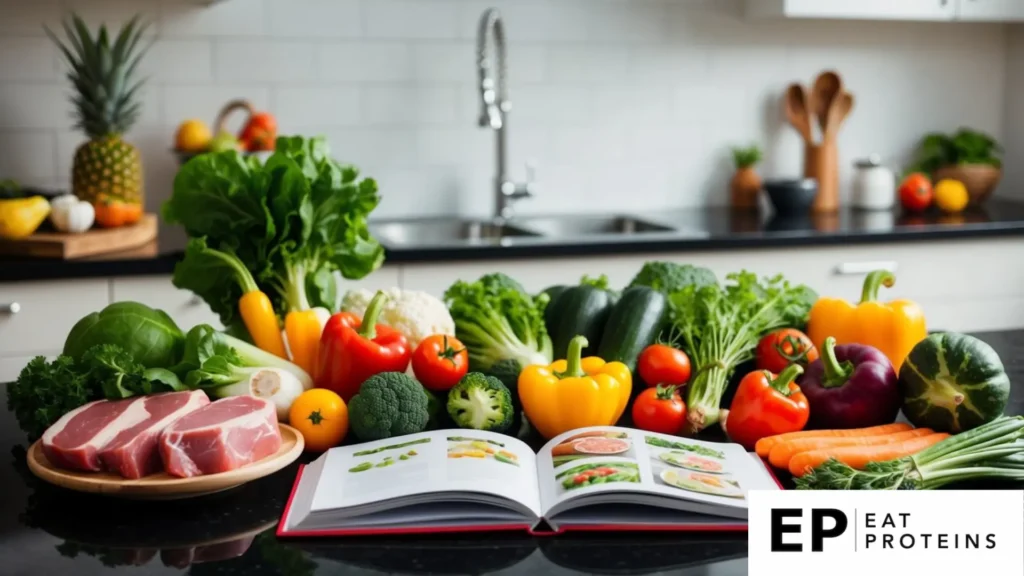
left=784, top=83, right=813, bottom=143
left=824, top=91, right=854, bottom=141
left=811, top=70, right=842, bottom=138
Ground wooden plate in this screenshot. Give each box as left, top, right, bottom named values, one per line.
left=27, top=424, right=304, bottom=500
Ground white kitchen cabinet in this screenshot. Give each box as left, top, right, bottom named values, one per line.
left=746, top=0, right=957, bottom=21
left=0, top=354, right=54, bottom=383
left=111, top=267, right=403, bottom=331
left=0, top=279, right=110, bottom=356
left=957, top=0, right=1024, bottom=21
left=112, top=277, right=224, bottom=332
left=399, top=237, right=1024, bottom=334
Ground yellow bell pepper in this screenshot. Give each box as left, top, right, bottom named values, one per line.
left=0, top=196, right=50, bottom=239
left=518, top=335, right=632, bottom=440
left=806, top=270, right=926, bottom=372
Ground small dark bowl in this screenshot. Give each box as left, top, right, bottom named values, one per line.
left=763, top=178, right=818, bottom=215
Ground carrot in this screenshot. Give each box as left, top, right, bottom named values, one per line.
left=788, top=432, right=950, bottom=477
left=754, top=422, right=912, bottom=458
left=768, top=428, right=933, bottom=470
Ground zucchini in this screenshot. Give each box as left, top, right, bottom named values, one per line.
left=597, top=286, right=667, bottom=373
left=547, top=284, right=616, bottom=359
left=541, top=285, right=569, bottom=330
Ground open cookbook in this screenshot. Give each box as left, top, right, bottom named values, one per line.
left=277, top=426, right=781, bottom=537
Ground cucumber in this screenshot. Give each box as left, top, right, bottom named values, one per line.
left=541, top=285, right=569, bottom=330
left=547, top=284, right=616, bottom=359
left=596, top=286, right=667, bottom=373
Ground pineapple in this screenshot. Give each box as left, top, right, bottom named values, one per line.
left=47, top=14, right=150, bottom=206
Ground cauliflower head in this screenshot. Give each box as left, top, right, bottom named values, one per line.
left=341, top=287, right=455, bottom=349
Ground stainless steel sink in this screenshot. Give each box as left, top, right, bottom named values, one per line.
left=371, top=218, right=539, bottom=247
left=510, top=214, right=677, bottom=237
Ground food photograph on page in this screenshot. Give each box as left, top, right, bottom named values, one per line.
left=4, top=0, right=1024, bottom=574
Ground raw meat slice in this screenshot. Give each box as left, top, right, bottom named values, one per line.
left=159, top=396, right=282, bottom=478
left=41, top=396, right=150, bottom=472
left=98, top=390, right=210, bottom=479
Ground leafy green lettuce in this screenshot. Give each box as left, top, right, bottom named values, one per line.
left=163, top=135, right=384, bottom=329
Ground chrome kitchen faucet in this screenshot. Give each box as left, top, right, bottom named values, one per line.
left=476, top=8, right=537, bottom=221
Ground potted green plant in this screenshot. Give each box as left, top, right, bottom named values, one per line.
left=730, top=144, right=763, bottom=210
left=906, top=127, right=1003, bottom=204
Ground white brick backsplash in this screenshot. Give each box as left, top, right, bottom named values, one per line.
left=628, top=46, right=708, bottom=84
left=0, top=38, right=58, bottom=81
left=215, top=41, right=317, bottom=83
left=0, top=131, right=56, bottom=180
left=274, top=86, right=361, bottom=129
left=460, top=1, right=589, bottom=43
left=0, top=0, right=1016, bottom=219
left=512, top=86, right=593, bottom=126
left=415, top=128, right=490, bottom=167
left=162, top=85, right=271, bottom=131
left=0, top=0, right=62, bottom=33
left=593, top=88, right=673, bottom=130
left=141, top=40, right=214, bottom=83
left=267, top=0, right=360, bottom=38
left=547, top=46, right=629, bottom=84
left=412, top=43, right=474, bottom=83
left=64, top=0, right=159, bottom=31
left=363, top=0, right=462, bottom=40
left=319, top=43, right=411, bottom=82
left=0, top=84, right=68, bottom=129
left=361, top=86, right=457, bottom=126
left=325, top=127, right=419, bottom=169
left=160, top=0, right=265, bottom=37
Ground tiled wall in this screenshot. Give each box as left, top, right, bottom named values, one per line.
left=0, top=0, right=1010, bottom=222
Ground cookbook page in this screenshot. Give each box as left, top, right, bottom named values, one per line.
left=536, top=427, right=777, bottom=515
left=309, top=430, right=542, bottom=517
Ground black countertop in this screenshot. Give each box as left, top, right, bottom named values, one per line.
left=4, top=199, right=1024, bottom=283
left=3, top=329, right=1023, bottom=575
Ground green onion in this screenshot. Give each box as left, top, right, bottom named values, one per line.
left=795, top=416, right=1024, bottom=490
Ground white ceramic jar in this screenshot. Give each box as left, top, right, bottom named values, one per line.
left=851, top=154, right=897, bottom=210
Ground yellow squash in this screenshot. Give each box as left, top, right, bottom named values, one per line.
left=806, top=270, right=926, bottom=372
left=518, top=335, right=632, bottom=440
left=0, top=196, right=50, bottom=239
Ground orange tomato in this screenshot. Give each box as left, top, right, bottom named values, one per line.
left=93, top=196, right=142, bottom=228
left=288, top=388, right=349, bottom=452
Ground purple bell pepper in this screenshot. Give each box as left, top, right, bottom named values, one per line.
left=800, top=336, right=900, bottom=430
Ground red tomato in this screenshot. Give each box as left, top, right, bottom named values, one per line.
left=637, top=344, right=691, bottom=387
left=755, top=328, right=819, bottom=373
left=412, top=335, right=469, bottom=392
left=631, top=385, right=687, bottom=435
left=899, top=173, right=933, bottom=212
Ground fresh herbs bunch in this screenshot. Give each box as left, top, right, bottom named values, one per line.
left=163, top=135, right=384, bottom=331
left=907, top=127, right=1003, bottom=175
left=7, top=344, right=187, bottom=441
left=668, top=271, right=817, bottom=434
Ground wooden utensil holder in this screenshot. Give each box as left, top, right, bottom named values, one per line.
left=804, top=139, right=839, bottom=213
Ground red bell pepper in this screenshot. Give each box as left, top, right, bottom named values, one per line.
left=725, top=364, right=809, bottom=451
left=314, top=291, right=411, bottom=401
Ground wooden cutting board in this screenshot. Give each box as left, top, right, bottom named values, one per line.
left=0, top=213, right=158, bottom=259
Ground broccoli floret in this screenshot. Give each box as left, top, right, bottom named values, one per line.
left=348, top=372, right=430, bottom=441
left=444, top=273, right=552, bottom=373
left=446, top=373, right=514, bottom=433
left=628, top=261, right=717, bottom=294
left=479, top=272, right=527, bottom=295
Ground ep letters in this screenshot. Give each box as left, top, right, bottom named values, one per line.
left=748, top=490, right=1024, bottom=576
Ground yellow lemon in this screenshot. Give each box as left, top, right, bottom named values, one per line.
left=174, top=119, right=213, bottom=152
left=934, top=179, right=969, bottom=213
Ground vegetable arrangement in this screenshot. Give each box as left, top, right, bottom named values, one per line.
left=8, top=224, right=1022, bottom=498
